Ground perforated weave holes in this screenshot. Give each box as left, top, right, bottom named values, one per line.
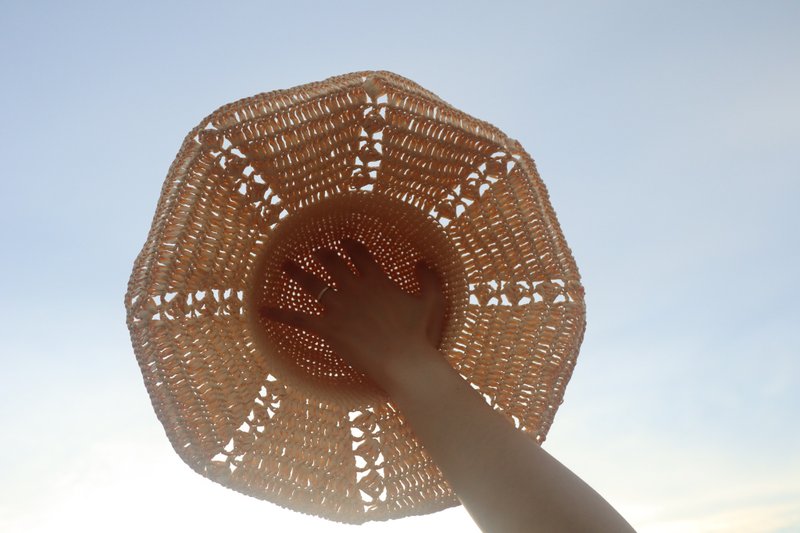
left=124, top=71, right=586, bottom=524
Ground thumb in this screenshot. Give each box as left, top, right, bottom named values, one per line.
left=415, top=260, right=440, bottom=297
left=415, top=260, right=447, bottom=348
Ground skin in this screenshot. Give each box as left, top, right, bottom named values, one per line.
left=260, top=238, right=636, bottom=533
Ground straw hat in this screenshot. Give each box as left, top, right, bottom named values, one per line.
left=124, top=70, right=586, bottom=524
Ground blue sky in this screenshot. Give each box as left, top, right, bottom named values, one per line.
left=1, top=1, right=798, bottom=531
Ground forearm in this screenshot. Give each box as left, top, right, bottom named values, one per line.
left=383, top=344, right=635, bottom=533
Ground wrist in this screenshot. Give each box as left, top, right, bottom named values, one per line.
left=380, top=342, right=453, bottom=400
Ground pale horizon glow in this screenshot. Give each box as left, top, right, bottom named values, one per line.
left=1, top=2, right=798, bottom=532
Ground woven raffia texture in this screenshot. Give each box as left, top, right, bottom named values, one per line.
left=124, top=71, right=586, bottom=524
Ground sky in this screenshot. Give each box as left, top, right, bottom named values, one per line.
left=0, top=1, right=798, bottom=531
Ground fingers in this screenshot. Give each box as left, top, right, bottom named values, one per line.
left=281, top=242, right=370, bottom=302
left=313, top=247, right=356, bottom=289
left=340, top=238, right=384, bottom=279
left=282, top=259, right=330, bottom=300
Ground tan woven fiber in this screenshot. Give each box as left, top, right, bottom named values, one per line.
left=124, top=70, right=586, bottom=524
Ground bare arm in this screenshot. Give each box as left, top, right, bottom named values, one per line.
left=260, top=239, right=635, bottom=533
left=382, top=341, right=636, bottom=533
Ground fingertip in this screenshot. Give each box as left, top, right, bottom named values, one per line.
left=341, top=238, right=361, bottom=252
left=418, top=260, right=440, bottom=279
left=416, top=260, right=440, bottom=289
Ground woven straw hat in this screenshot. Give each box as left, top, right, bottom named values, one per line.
left=125, top=70, right=586, bottom=524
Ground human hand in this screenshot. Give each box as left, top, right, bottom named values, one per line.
left=259, top=238, right=446, bottom=391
